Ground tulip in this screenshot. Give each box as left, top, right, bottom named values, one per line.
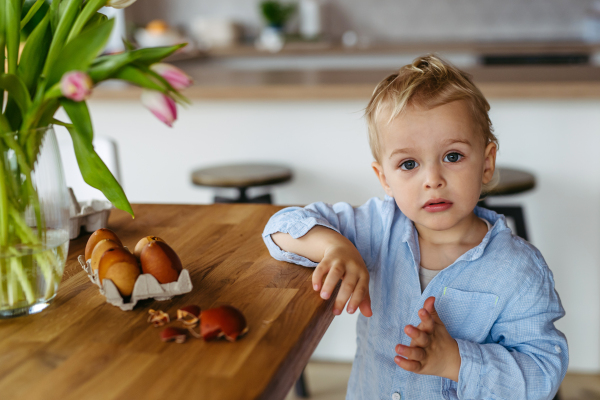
left=141, top=90, right=177, bottom=127
left=106, top=0, right=137, bottom=9
left=150, top=63, right=193, bottom=90
left=60, top=71, right=93, bottom=102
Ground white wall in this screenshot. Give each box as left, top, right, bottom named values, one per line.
left=56, top=98, right=600, bottom=372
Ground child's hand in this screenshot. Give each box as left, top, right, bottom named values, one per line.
left=312, top=243, right=373, bottom=318
left=394, top=297, right=461, bottom=382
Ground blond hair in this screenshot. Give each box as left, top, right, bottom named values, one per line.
left=364, top=54, right=499, bottom=194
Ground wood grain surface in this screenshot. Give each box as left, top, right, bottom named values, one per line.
left=0, top=204, right=339, bottom=400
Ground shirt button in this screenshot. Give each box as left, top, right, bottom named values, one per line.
left=392, top=393, right=401, bottom=400
left=555, top=345, right=562, bottom=353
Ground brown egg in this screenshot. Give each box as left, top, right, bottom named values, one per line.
left=90, top=239, right=122, bottom=271
left=140, top=241, right=182, bottom=284
left=85, top=228, right=122, bottom=261
left=134, top=236, right=165, bottom=259
left=200, top=305, right=249, bottom=342
left=98, top=248, right=141, bottom=297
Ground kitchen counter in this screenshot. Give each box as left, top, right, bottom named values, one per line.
left=93, top=64, right=600, bottom=100
left=89, top=39, right=600, bottom=100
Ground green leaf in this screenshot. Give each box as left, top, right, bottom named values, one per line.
left=48, top=0, right=59, bottom=33
left=47, top=17, right=114, bottom=87
left=0, top=74, right=32, bottom=117
left=136, top=64, right=190, bottom=106
left=66, top=0, right=106, bottom=42
left=20, top=0, right=45, bottom=29
left=129, top=43, right=186, bottom=66
left=18, top=14, right=51, bottom=96
left=60, top=99, right=92, bottom=142
left=82, top=11, right=107, bottom=32
left=88, top=51, right=141, bottom=83
left=122, top=38, right=135, bottom=51
left=43, top=0, right=85, bottom=79
left=113, top=65, right=165, bottom=92
left=24, top=124, right=48, bottom=167
left=6, top=0, right=22, bottom=74
left=0, top=0, right=5, bottom=112
left=61, top=101, right=134, bottom=217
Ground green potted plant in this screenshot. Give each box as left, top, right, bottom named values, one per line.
left=257, top=0, right=296, bottom=52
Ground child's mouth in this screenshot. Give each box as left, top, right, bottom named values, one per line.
left=423, top=198, right=453, bottom=212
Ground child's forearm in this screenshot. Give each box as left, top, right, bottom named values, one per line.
left=271, top=225, right=352, bottom=263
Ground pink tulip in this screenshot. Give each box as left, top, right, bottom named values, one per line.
left=60, top=71, right=93, bottom=102
left=141, top=90, right=177, bottom=127
left=150, top=63, right=193, bottom=90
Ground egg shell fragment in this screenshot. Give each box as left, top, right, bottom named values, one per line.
left=200, top=305, right=248, bottom=342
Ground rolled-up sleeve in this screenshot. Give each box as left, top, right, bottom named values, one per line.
left=262, top=197, right=390, bottom=268
left=456, top=265, right=568, bottom=400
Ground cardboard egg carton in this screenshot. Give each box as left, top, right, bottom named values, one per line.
left=77, top=255, right=193, bottom=311
left=68, top=188, right=113, bottom=240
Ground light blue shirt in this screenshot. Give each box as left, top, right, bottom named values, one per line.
left=262, top=195, right=568, bottom=400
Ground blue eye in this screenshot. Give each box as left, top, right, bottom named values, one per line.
left=444, top=152, right=463, bottom=163
left=400, top=160, right=419, bottom=170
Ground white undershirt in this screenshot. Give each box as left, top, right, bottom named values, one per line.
left=419, top=218, right=492, bottom=293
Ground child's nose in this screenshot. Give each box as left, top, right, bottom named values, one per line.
left=423, top=165, right=445, bottom=189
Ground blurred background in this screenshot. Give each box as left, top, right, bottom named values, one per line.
left=57, top=0, right=600, bottom=398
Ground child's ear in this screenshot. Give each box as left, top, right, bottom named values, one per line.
left=482, top=142, right=497, bottom=184
left=372, top=161, right=394, bottom=197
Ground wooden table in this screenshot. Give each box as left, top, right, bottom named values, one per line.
left=0, top=204, right=339, bottom=400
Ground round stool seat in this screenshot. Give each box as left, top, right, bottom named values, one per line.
left=487, top=167, right=536, bottom=196
left=479, top=166, right=536, bottom=241
left=191, top=164, right=293, bottom=188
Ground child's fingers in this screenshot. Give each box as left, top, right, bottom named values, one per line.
left=404, top=325, right=431, bottom=348
left=319, top=261, right=345, bottom=300
left=358, top=291, right=373, bottom=317
left=395, top=344, right=425, bottom=362
left=333, top=273, right=359, bottom=315
left=346, top=274, right=369, bottom=314
left=394, top=355, right=422, bottom=373
left=312, top=260, right=331, bottom=292
left=423, top=296, right=444, bottom=325
left=417, top=308, right=435, bottom=334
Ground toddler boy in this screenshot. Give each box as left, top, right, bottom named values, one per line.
left=262, top=55, right=568, bottom=399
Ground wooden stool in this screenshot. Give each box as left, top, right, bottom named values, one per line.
left=478, top=167, right=536, bottom=240
left=191, top=163, right=293, bottom=204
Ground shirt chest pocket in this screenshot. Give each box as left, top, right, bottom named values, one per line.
left=435, top=287, right=498, bottom=344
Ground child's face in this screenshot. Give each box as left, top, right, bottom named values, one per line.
left=372, top=100, right=496, bottom=234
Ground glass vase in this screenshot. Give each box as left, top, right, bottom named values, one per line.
left=0, top=126, right=70, bottom=318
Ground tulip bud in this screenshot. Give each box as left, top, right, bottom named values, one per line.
left=141, top=90, right=177, bottom=127
left=150, top=63, right=193, bottom=90
left=106, top=0, right=137, bottom=9
left=60, top=71, right=93, bottom=102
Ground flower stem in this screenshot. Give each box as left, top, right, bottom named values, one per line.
left=9, top=248, right=35, bottom=304
left=0, top=260, right=6, bottom=306
left=0, top=142, right=9, bottom=247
